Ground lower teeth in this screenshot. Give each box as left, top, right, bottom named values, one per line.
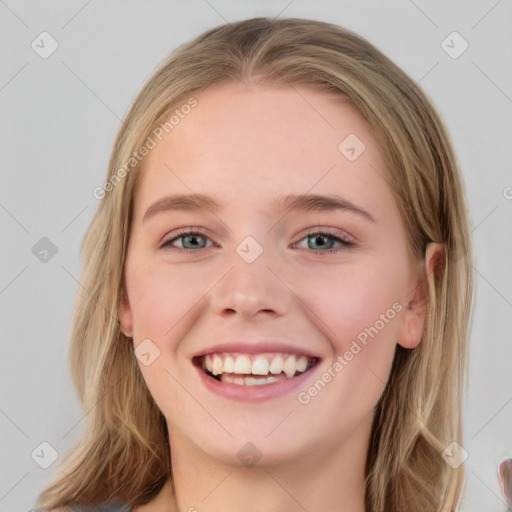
left=222, top=374, right=285, bottom=386
left=208, top=371, right=301, bottom=386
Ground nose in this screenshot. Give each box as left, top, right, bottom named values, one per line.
left=208, top=245, right=291, bottom=322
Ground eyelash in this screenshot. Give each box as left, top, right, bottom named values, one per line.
left=160, top=228, right=354, bottom=256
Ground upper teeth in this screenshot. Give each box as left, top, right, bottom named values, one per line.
left=202, top=353, right=312, bottom=379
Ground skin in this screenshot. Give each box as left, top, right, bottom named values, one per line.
left=120, top=82, right=442, bottom=512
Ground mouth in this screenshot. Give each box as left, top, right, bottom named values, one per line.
left=193, top=352, right=319, bottom=386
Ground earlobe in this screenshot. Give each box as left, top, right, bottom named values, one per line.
left=396, top=242, right=445, bottom=349
left=118, top=289, right=134, bottom=338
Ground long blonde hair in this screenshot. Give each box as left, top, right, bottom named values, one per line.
left=36, top=17, right=474, bottom=512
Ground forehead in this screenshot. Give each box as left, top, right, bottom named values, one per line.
left=134, top=82, right=393, bottom=218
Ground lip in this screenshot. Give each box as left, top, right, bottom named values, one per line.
left=191, top=340, right=322, bottom=403
left=194, top=362, right=319, bottom=402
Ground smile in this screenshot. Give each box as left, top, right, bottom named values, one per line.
left=196, top=352, right=318, bottom=386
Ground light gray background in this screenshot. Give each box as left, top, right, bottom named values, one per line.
left=1, top=1, right=511, bottom=511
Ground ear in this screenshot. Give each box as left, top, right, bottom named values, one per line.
left=396, top=242, right=445, bottom=349
left=118, top=286, right=134, bottom=337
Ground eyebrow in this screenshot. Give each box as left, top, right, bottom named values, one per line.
left=142, top=193, right=376, bottom=223
left=276, top=194, right=376, bottom=223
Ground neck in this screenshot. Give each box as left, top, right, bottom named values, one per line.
left=160, top=413, right=372, bottom=512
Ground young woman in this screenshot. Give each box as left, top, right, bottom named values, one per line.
left=34, top=17, right=474, bottom=512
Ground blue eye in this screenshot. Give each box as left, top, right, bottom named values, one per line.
left=161, top=230, right=214, bottom=250
left=295, top=231, right=354, bottom=255
left=160, top=229, right=353, bottom=254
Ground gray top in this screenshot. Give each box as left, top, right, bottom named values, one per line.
left=32, top=503, right=132, bottom=512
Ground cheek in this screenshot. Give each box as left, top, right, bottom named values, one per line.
left=308, top=263, right=404, bottom=351
left=299, top=273, right=401, bottom=425
left=297, top=263, right=403, bottom=411
left=126, top=259, right=202, bottom=339
left=127, top=262, right=199, bottom=416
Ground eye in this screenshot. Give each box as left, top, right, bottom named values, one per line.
left=160, top=228, right=354, bottom=255
left=160, top=229, right=216, bottom=251
left=293, top=230, right=354, bottom=255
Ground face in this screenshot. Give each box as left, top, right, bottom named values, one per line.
left=120, top=82, right=428, bottom=467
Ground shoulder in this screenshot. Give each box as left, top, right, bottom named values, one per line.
left=32, top=503, right=132, bottom=512
left=85, top=504, right=132, bottom=512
